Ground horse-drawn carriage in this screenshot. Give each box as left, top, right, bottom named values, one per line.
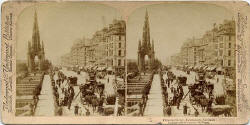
left=188, top=75, right=213, bottom=107
left=210, top=105, right=232, bottom=116
left=177, top=76, right=187, bottom=86
left=69, top=77, right=78, bottom=85
left=79, top=84, right=96, bottom=105
left=89, top=71, right=96, bottom=83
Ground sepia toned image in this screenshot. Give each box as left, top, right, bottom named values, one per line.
left=126, top=3, right=237, bottom=117
left=16, top=3, right=126, bottom=116
left=1, top=1, right=250, bottom=124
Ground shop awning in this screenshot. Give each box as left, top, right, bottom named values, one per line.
left=194, top=65, right=199, bottom=70
left=97, top=67, right=106, bottom=71
left=216, top=67, right=223, bottom=71
left=204, top=66, right=208, bottom=69
left=207, top=66, right=216, bottom=71
left=93, top=66, right=98, bottom=70
left=107, top=67, right=113, bottom=71
left=211, top=66, right=216, bottom=71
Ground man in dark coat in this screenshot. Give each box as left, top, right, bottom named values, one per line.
left=138, top=102, right=143, bottom=116
left=57, top=107, right=63, bottom=116
left=166, top=105, right=171, bottom=116
left=74, top=104, right=79, bottom=115
left=183, top=103, right=188, bottom=115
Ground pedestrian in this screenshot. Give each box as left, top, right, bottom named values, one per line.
left=138, top=101, right=143, bottom=116
left=68, top=97, right=72, bottom=110
left=92, top=98, right=98, bottom=112
left=183, top=103, right=188, bottom=115
left=176, top=98, right=180, bottom=110
left=86, top=108, right=90, bottom=116
left=74, top=104, right=79, bottom=116
left=194, top=109, right=199, bottom=117
left=57, top=107, right=63, bottom=116
left=29, top=103, right=34, bottom=116
left=78, top=107, right=82, bottom=116
left=166, top=105, right=171, bottom=116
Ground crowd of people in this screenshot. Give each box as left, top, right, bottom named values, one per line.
left=160, top=70, right=186, bottom=116
left=48, top=67, right=125, bottom=116
left=50, top=71, right=76, bottom=115
left=161, top=66, right=229, bottom=117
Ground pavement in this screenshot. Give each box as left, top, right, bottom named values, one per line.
left=144, top=74, right=164, bottom=116
left=35, top=75, right=55, bottom=116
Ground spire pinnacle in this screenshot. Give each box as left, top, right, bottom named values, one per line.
left=28, top=41, right=31, bottom=53
left=32, top=10, right=41, bottom=51
left=138, top=39, right=141, bottom=50
left=42, top=41, right=44, bottom=50
left=145, top=9, right=148, bottom=19
left=142, top=9, right=150, bottom=47
left=152, top=39, right=154, bottom=51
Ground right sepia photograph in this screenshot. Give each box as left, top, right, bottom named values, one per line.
left=126, top=3, right=236, bottom=117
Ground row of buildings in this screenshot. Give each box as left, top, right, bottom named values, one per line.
left=61, top=19, right=126, bottom=72
left=170, top=19, right=236, bottom=75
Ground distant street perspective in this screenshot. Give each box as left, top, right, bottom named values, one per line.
left=126, top=6, right=236, bottom=117
left=15, top=2, right=237, bottom=118
left=16, top=4, right=125, bottom=116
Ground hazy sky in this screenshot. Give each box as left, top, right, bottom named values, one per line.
left=17, top=2, right=120, bottom=64
left=126, top=3, right=234, bottom=64
left=17, top=3, right=234, bottom=65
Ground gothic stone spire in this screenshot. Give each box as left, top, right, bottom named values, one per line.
left=138, top=39, right=141, bottom=50
left=32, top=10, right=41, bottom=52
left=142, top=9, right=150, bottom=48
left=28, top=41, right=31, bottom=53
left=152, top=39, right=154, bottom=51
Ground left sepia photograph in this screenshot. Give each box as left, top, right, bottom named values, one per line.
left=16, top=2, right=126, bottom=116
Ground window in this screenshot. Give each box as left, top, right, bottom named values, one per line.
left=119, top=43, right=121, bottom=48
left=228, top=50, right=231, bottom=56
left=219, top=50, right=223, bottom=56
left=219, top=43, right=223, bottom=48
left=221, top=60, right=223, bottom=66
left=219, top=36, right=223, bottom=41
left=118, top=50, right=121, bottom=56
left=119, top=36, right=121, bottom=41
left=118, top=59, right=121, bottom=66
left=228, top=60, right=231, bottom=66
left=229, top=43, right=231, bottom=48
left=215, top=44, right=218, bottom=49
left=229, top=36, right=231, bottom=41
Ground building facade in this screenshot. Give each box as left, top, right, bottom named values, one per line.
left=106, top=19, right=126, bottom=71
left=171, top=19, right=236, bottom=73
left=60, top=19, right=126, bottom=71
